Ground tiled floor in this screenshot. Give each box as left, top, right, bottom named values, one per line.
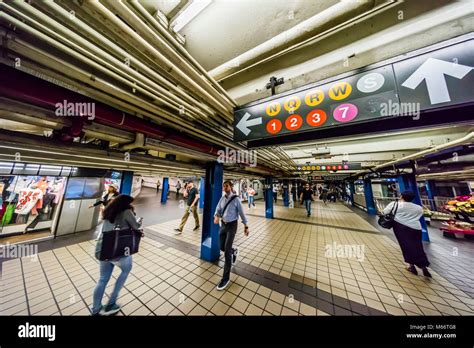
left=1, top=200, right=473, bottom=316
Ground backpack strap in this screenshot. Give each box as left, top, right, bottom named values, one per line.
left=221, top=195, right=238, bottom=218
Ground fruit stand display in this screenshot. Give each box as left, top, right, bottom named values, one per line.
left=440, top=195, right=474, bottom=239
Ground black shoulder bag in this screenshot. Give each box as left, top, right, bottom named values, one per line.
left=95, top=222, right=142, bottom=261
left=378, top=201, right=398, bottom=229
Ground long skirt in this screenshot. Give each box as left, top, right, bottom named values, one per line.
left=393, top=221, right=430, bottom=268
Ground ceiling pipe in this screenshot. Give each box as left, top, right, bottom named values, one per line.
left=209, top=0, right=377, bottom=80
left=115, top=133, right=145, bottom=152
left=108, top=0, right=234, bottom=112
left=128, top=0, right=236, bottom=108
left=0, top=27, right=233, bottom=147
left=0, top=4, right=211, bottom=124
left=16, top=1, right=221, bottom=124
left=353, top=132, right=474, bottom=177
left=86, top=0, right=232, bottom=117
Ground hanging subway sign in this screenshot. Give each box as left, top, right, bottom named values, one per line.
left=234, top=37, right=474, bottom=142
left=297, top=163, right=362, bottom=171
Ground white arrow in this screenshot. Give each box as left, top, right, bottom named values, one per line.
left=236, top=112, right=262, bottom=136
left=402, top=57, right=473, bottom=105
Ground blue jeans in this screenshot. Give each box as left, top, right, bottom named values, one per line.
left=248, top=196, right=254, bottom=208
left=304, top=200, right=312, bottom=215
left=91, top=256, right=132, bottom=314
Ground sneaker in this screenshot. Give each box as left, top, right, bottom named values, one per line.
left=174, top=228, right=182, bottom=235
left=103, top=303, right=121, bottom=315
left=422, top=268, right=432, bottom=278
left=193, top=225, right=200, bottom=231
left=91, top=305, right=104, bottom=316
left=407, top=265, right=418, bottom=275
left=232, top=248, right=239, bottom=265
left=216, top=278, right=230, bottom=291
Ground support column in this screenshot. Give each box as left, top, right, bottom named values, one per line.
left=120, top=171, right=133, bottom=195
left=160, top=177, right=169, bottom=203
left=425, top=180, right=437, bottom=211
left=363, top=178, right=377, bottom=215
left=264, top=176, right=274, bottom=219
left=348, top=181, right=355, bottom=206
left=201, top=162, right=223, bottom=262
left=283, top=179, right=289, bottom=207
left=292, top=180, right=297, bottom=202
left=398, top=174, right=430, bottom=242
left=199, top=176, right=205, bottom=209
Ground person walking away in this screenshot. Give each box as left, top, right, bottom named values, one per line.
left=174, top=180, right=200, bottom=234
left=156, top=179, right=161, bottom=193
left=247, top=187, right=256, bottom=209
left=273, top=185, right=278, bottom=203
left=91, top=195, right=143, bottom=315
left=300, top=183, right=315, bottom=217
left=214, top=180, right=249, bottom=290
left=89, top=184, right=118, bottom=209
left=383, top=190, right=431, bottom=277
left=321, top=186, right=328, bottom=204
left=176, top=180, right=182, bottom=198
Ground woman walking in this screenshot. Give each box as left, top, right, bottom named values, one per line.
left=91, top=195, right=143, bottom=315
left=383, top=191, right=431, bottom=277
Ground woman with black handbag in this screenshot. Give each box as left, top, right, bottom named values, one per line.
left=382, top=191, right=431, bottom=278
left=91, top=195, right=143, bottom=316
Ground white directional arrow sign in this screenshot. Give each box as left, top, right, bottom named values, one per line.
left=401, top=57, right=473, bottom=104
left=236, top=112, right=262, bottom=136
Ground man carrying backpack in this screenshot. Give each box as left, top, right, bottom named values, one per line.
left=214, top=180, right=249, bottom=290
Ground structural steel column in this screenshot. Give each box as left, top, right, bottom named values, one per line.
left=283, top=179, right=289, bottom=207
left=363, top=178, right=377, bottom=215
left=201, top=162, right=223, bottom=262
left=348, top=181, right=356, bottom=206
left=265, top=176, right=274, bottom=219
left=398, top=174, right=430, bottom=242
left=425, top=180, right=437, bottom=211
left=199, top=176, right=205, bottom=209
left=120, top=171, right=133, bottom=195
left=160, top=177, right=169, bottom=203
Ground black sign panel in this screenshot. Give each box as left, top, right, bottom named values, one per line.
left=234, top=37, right=474, bottom=142
left=234, top=66, right=398, bottom=142
left=394, top=40, right=474, bottom=110
left=296, top=163, right=362, bottom=171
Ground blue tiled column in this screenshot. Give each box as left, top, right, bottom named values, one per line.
left=363, top=178, right=377, bottom=215
left=199, top=176, right=205, bottom=209
left=120, top=171, right=133, bottom=195
left=265, top=176, right=274, bottom=219
left=292, top=180, right=297, bottom=202
left=283, top=179, right=289, bottom=207
left=201, top=162, right=223, bottom=262
left=160, top=177, right=169, bottom=203
left=425, top=180, right=437, bottom=211
left=398, top=174, right=430, bottom=242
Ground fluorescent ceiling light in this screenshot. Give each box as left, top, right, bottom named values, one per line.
left=172, top=0, right=212, bottom=32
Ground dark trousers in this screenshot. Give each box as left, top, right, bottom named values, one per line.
left=219, top=220, right=237, bottom=281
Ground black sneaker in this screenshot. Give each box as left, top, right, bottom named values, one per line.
left=174, top=228, right=182, bottom=235
left=407, top=265, right=418, bottom=275
left=103, top=303, right=121, bottom=315
left=232, top=248, right=239, bottom=265
left=193, top=225, right=200, bottom=231
left=216, top=279, right=230, bottom=291
left=422, top=268, right=432, bottom=278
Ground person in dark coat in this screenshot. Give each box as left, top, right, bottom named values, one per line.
left=383, top=190, right=431, bottom=277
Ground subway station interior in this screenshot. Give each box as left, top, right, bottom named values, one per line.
left=0, top=0, right=473, bottom=336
